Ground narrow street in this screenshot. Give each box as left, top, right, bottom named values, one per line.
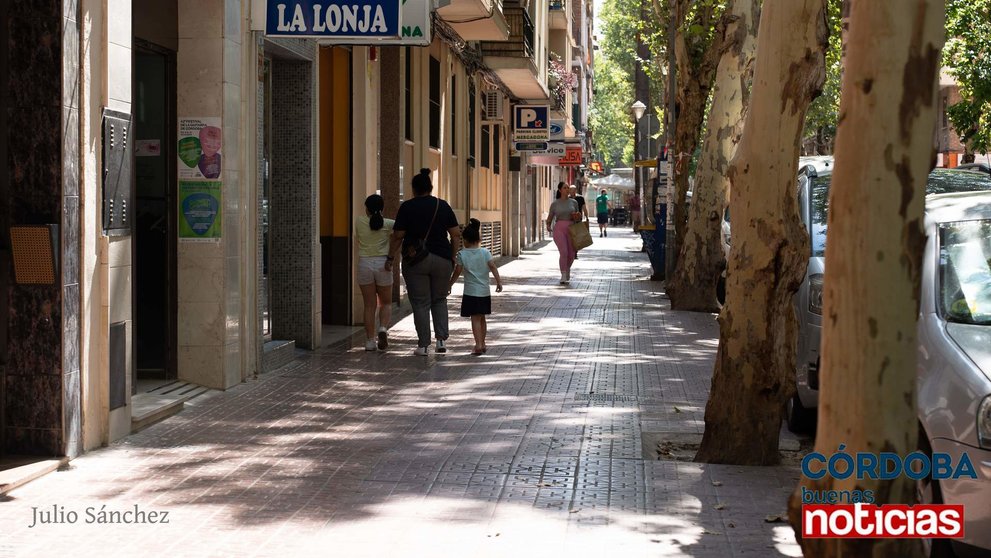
left=0, top=230, right=803, bottom=557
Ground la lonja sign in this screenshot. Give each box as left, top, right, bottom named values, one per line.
left=265, top=0, right=401, bottom=38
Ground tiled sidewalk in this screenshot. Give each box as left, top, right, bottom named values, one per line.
left=0, top=229, right=803, bottom=558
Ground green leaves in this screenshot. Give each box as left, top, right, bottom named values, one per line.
left=944, top=0, right=991, bottom=155
left=589, top=53, right=635, bottom=168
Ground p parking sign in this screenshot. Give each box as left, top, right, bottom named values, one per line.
left=513, top=105, right=549, bottom=142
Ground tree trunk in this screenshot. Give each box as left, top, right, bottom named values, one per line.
left=788, top=1, right=944, bottom=556
left=667, top=0, right=760, bottom=312
left=694, top=0, right=828, bottom=465
left=671, top=57, right=707, bottom=247
left=669, top=7, right=723, bottom=258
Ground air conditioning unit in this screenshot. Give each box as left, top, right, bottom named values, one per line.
left=483, top=91, right=504, bottom=121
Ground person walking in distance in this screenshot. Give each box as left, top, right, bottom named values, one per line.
left=568, top=184, right=588, bottom=259
left=629, top=191, right=642, bottom=231
left=356, top=194, right=395, bottom=351
left=595, top=188, right=611, bottom=237
left=569, top=184, right=589, bottom=224
left=386, top=169, right=462, bottom=356
left=448, top=219, right=503, bottom=355
left=546, top=182, right=580, bottom=284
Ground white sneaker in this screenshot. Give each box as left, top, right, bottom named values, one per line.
left=414, top=346, right=428, bottom=356
left=435, top=339, right=447, bottom=353
left=364, top=339, right=378, bottom=351
left=560, top=274, right=567, bottom=284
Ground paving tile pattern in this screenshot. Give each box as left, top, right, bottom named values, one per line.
left=0, top=230, right=803, bottom=557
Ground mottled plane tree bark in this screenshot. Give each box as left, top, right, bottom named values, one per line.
left=650, top=0, right=724, bottom=253
left=695, top=0, right=828, bottom=465
left=789, top=1, right=944, bottom=556
left=666, top=0, right=760, bottom=312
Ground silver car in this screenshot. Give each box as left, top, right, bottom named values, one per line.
left=787, top=156, right=835, bottom=431
left=917, top=191, right=991, bottom=556
left=787, top=164, right=991, bottom=433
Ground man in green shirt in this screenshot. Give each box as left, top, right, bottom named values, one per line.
left=595, top=189, right=611, bottom=237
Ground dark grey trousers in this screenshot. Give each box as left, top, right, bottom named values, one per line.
left=402, top=252, right=453, bottom=348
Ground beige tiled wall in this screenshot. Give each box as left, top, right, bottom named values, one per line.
left=176, top=0, right=244, bottom=390
left=106, top=0, right=132, bottom=441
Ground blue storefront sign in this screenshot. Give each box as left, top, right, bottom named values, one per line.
left=266, top=0, right=401, bottom=38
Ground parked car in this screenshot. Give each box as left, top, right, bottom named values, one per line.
left=915, top=191, right=991, bottom=557
left=787, top=163, right=991, bottom=433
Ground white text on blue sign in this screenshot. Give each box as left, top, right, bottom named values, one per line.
left=267, top=0, right=400, bottom=37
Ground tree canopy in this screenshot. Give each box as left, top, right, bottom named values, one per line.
left=945, top=0, right=991, bottom=155
left=802, top=0, right=843, bottom=152
left=589, top=52, right=635, bottom=168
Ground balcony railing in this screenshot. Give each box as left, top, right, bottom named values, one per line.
left=480, top=5, right=534, bottom=60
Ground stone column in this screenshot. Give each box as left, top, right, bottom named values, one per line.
left=176, top=0, right=243, bottom=389
left=379, top=47, right=402, bottom=300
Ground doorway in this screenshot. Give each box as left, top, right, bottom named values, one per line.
left=133, top=41, right=177, bottom=386
left=318, top=46, right=353, bottom=327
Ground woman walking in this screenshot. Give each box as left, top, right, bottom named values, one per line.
left=356, top=194, right=394, bottom=351
left=386, top=169, right=462, bottom=356
left=546, top=182, right=580, bottom=284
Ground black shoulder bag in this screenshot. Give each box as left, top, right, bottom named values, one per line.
left=402, top=198, right=440, bottom=267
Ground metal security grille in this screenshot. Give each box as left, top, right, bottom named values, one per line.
left=480, top=221, right=503, bottom=256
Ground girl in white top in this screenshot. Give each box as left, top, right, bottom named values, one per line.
left=356, top=194, right=395, bottom=351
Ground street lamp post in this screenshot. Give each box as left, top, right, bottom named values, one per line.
left=630, top=100, right=646, bottom=226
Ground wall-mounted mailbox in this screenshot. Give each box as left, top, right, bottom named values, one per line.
left=9, top=225, right=59, bottom=285
left=102, top=109, right=132, bottom=235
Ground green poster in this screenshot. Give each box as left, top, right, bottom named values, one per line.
left=179, top=181, right=222, bottom=241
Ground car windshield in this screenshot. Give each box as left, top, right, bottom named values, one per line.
left=807, top=170, right=991, bottom=258
left=927, top=168, right=991, bottom=194
left=939, top=219, right=991, bottom=326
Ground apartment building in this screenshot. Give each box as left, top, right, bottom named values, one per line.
left=0, top=0, right=593, bottom=462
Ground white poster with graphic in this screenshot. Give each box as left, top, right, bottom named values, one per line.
left=178, top=117, right=223, bottom=180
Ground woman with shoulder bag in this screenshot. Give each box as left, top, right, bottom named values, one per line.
left=386, top=169, right=462, bottom=356
left=546, top=182, right=580, bottom=284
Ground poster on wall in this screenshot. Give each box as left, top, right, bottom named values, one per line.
left=178, top=117, right=223, bottom=180
left=179, top=181, right=222, bottom=241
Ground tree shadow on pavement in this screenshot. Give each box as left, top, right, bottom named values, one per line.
left=0, top=230, right=801, bottom=557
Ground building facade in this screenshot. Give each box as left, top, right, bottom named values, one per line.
left=0, top=0, right=593, bottom=461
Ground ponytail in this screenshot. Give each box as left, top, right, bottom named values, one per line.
left=364, top=194, right=385, bottom=230
left=369, top=211, right=384, bottom=231
left=463, top=218, right=482, bottom=243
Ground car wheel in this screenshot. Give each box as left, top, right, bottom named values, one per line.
left=785, top=394, right=816, bottom=434
left=917, top=427, right=956, bottom=558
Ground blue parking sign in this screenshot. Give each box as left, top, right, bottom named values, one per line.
left=513, top=105, right=549, bottom=141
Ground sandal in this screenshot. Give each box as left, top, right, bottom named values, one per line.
left=471, top=346, right=484, bottom=356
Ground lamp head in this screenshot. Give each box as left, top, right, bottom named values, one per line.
left=630, top=100, right=647, bottom=121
